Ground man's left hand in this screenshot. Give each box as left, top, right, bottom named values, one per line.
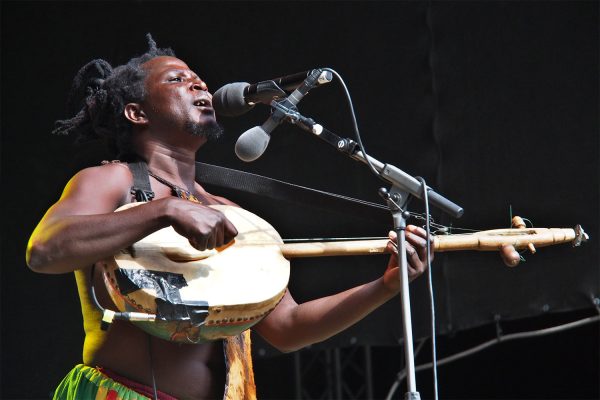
left=383, top=225, right=432, bottom=291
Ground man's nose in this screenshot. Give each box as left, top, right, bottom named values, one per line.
left=191, top=80, right=208, bottom=91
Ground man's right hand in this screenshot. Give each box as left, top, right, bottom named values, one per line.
left=164, top=198, right=238, bottom=251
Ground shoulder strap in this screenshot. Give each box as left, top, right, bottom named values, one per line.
left=127, top=161, right=155, bottom=202
left=195, top=162, right=388, bottom=218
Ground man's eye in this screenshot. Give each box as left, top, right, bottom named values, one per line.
left=169, top=77, right=183, bottom=82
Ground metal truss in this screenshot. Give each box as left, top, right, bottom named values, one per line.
left=293, top=345, right=373, bottom=400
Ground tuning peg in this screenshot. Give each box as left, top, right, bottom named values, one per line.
left=573, top=225, right=589, bottom=247
left=512, top=216, right=526, bottom=229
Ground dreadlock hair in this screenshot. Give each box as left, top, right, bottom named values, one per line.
left=53, top=34, right=175, bottom=158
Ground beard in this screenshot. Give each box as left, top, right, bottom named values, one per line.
left=185, top=118, right=224, bottom=142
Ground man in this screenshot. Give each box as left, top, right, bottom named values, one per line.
left=27, top=36, right=520, bottom=399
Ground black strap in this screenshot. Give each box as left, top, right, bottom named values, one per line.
left=126, top=160, right=387, bottom=219
left=127, top=161, right=155, bottom=202
left=195, top=162, right=389, bottom=219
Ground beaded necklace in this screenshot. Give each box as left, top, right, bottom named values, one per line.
left=147, top=170, right=201, bottom=203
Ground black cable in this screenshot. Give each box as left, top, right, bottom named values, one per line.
left=323, top=68, right=387, bottom=183
left=89, top=264, right=105, bottom=313
left=418, top=176, right=438, bottom=400
left=148, top=336, right=159, bottom=400
left=387, top=313, right=600, bottom=400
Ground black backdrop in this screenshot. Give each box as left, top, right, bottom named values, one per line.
left=1, top=1, right=598, bottom=399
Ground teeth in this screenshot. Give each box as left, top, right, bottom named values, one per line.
left=195, top=99, right=208, bottom=106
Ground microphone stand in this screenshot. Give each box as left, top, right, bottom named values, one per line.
left=269, top=102, right=463, bottom=400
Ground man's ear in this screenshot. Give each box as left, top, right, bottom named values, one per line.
left=124, top=103, right=148, bottom=125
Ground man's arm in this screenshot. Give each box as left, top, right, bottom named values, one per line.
left=254, top=226, right=429, bottom=353
left=26, top=164, right=237, bottom=274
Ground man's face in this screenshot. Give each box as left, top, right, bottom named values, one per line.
left=140, top=56, right=222, bottom=141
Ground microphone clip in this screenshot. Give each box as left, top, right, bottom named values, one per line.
left=269, top=101, right=322, bottom=135
left=266, top=68, right=330, bottom=132
left=247, top=81, right=287, bottom=105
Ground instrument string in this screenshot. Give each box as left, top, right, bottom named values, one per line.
left=282, top=236, right=387, bottom=243
left=280, top=212, right=480, bottom=243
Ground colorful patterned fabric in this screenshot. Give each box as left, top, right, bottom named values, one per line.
left=53, top=364, right=174, bottom=400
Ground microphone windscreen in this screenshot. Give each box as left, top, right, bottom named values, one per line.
left=213, top=82, right=253, bottom=117
left=235, top=126, right=271, bottom=162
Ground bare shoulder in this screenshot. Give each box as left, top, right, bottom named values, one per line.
left=67, top=162, right=132, bottom=194
left=57, top=162, right=134, bottom=213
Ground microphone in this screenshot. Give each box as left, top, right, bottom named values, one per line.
left=234, top=69, right=329, bottom=162
left=234, top=121, right=277, bottom=162
left=213, top=69, right=333, bottom=117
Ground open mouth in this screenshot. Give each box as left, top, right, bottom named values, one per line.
left=193, top=99, right=212, bottom=108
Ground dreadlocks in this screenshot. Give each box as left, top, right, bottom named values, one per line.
left=53, top=34, right=175, bottom=158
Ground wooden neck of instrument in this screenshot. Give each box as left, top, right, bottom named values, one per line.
left=279, top=227, right=578, bottom=258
